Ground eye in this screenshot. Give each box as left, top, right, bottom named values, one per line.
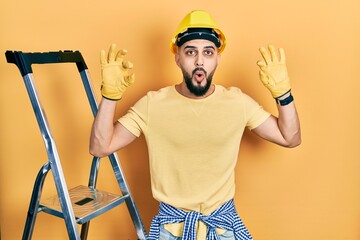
left=204, top=50, right=214, bottom=56
left=185, top=50, right=196, bottom=56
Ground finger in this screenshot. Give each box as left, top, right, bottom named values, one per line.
left=100, top=50, right=106, bottom=65
left=122, top=60, right=134, bottom=69
left=124, top=73, right=135, bottom=87
left=115, top=49, right=127, bottom=63
left=279, top=48, right=286, bottom=63
left=129, top=73, right=135, bottom=84
left=268, top=45, right=279, bottom=62
left=108, top=43, right=117, bottom=63
left=259, top=70, right=274, bottom=86
left=256, top=60, right=267, bottom=67
left=259, top=47, right=271, bottom=64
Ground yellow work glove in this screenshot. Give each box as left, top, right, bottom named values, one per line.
left=100, top=43, right=135, bottom=100
left=257, top=45, right=291, bottom=99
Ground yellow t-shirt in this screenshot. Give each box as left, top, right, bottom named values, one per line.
left=118, top=85, right=270, bottom=238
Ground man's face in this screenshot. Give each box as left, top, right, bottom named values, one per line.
left=175, top=39, right=220, bottom=97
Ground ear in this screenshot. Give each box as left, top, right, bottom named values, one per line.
left=175, top=53, right=180, bottom=67
left=217, top=53, right=221, bottom=65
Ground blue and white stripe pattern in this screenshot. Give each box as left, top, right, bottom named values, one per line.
left=147, top=199, right=253, bottom=240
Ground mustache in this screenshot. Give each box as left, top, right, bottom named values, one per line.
left=192, top=67, right=207, bottom=76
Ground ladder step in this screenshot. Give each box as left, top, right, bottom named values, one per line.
left=39, top=185, right=129, bottom=224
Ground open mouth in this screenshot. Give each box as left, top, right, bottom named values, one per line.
left=193, top=69, right=206, bottom=83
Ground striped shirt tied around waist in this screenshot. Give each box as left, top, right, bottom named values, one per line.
left=147, top=199, right=253, bottom=240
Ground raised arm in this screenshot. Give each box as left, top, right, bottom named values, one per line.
left=251, top=45, right=301, bottom=148
left=89, top=44, right=137, bottom=157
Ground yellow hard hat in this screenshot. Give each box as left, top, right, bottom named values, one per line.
left=170, top=10, right=226, bottom=54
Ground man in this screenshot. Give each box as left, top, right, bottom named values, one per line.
left=90, top=10, right=301, bottom=240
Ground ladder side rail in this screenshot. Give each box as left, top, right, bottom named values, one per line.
left=108, top=153, right=147, bottom=239
left=79, top=70, right=98, bottom=118
left=79, top=67, right=148, bottom=239
left=80, top=156, right=100, bottom=240
left=23, top=162, right=51, bottom=240
left=87, top=156, right=101, bottom=188
left=23, top=73, right=80, bottom=240
left=80, top=62, right=147, bottom=239
left=78, top=61, right=148, bottom=239
left=78, top=68, right=102, bottom=240
left=78, top=68, right=101, bottom=188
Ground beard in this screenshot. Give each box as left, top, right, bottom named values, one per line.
left=183, top=67, right=214, bottom=97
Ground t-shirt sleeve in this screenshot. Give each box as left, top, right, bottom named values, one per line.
left=118, top=95, right=148, bottom=137
left=242, top=93, right=271, bottom=130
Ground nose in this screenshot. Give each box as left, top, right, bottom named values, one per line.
left=195, top=55, right=204, bottom=66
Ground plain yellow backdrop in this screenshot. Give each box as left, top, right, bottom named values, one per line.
left=1, top=0, right=359, bottom=239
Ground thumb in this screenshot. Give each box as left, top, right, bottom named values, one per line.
left=100, top=50, right=107, bottom=65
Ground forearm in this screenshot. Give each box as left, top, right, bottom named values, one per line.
left=276, top=93, right=301, bottom=147
left=255, top=45, right=301, bottom=147
left=89, top=98, right=117, bottom=157
left=90, top=44, right=136, bottom=157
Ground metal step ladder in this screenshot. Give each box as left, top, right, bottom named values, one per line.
left=5, top=50, right=147, bottom=240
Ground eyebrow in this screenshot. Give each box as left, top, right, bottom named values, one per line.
left=184, top=45, right=216, bottom=50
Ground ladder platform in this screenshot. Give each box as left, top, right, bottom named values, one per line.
left=40, top=185, right=128, bottom=224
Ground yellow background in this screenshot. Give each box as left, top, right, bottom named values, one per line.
left=1, top=0, right=359, bottom=239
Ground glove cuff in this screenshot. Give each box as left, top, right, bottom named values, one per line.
left=275, top=91, right=294, bottom=106
left=102, top=94, right=121, bottom=101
